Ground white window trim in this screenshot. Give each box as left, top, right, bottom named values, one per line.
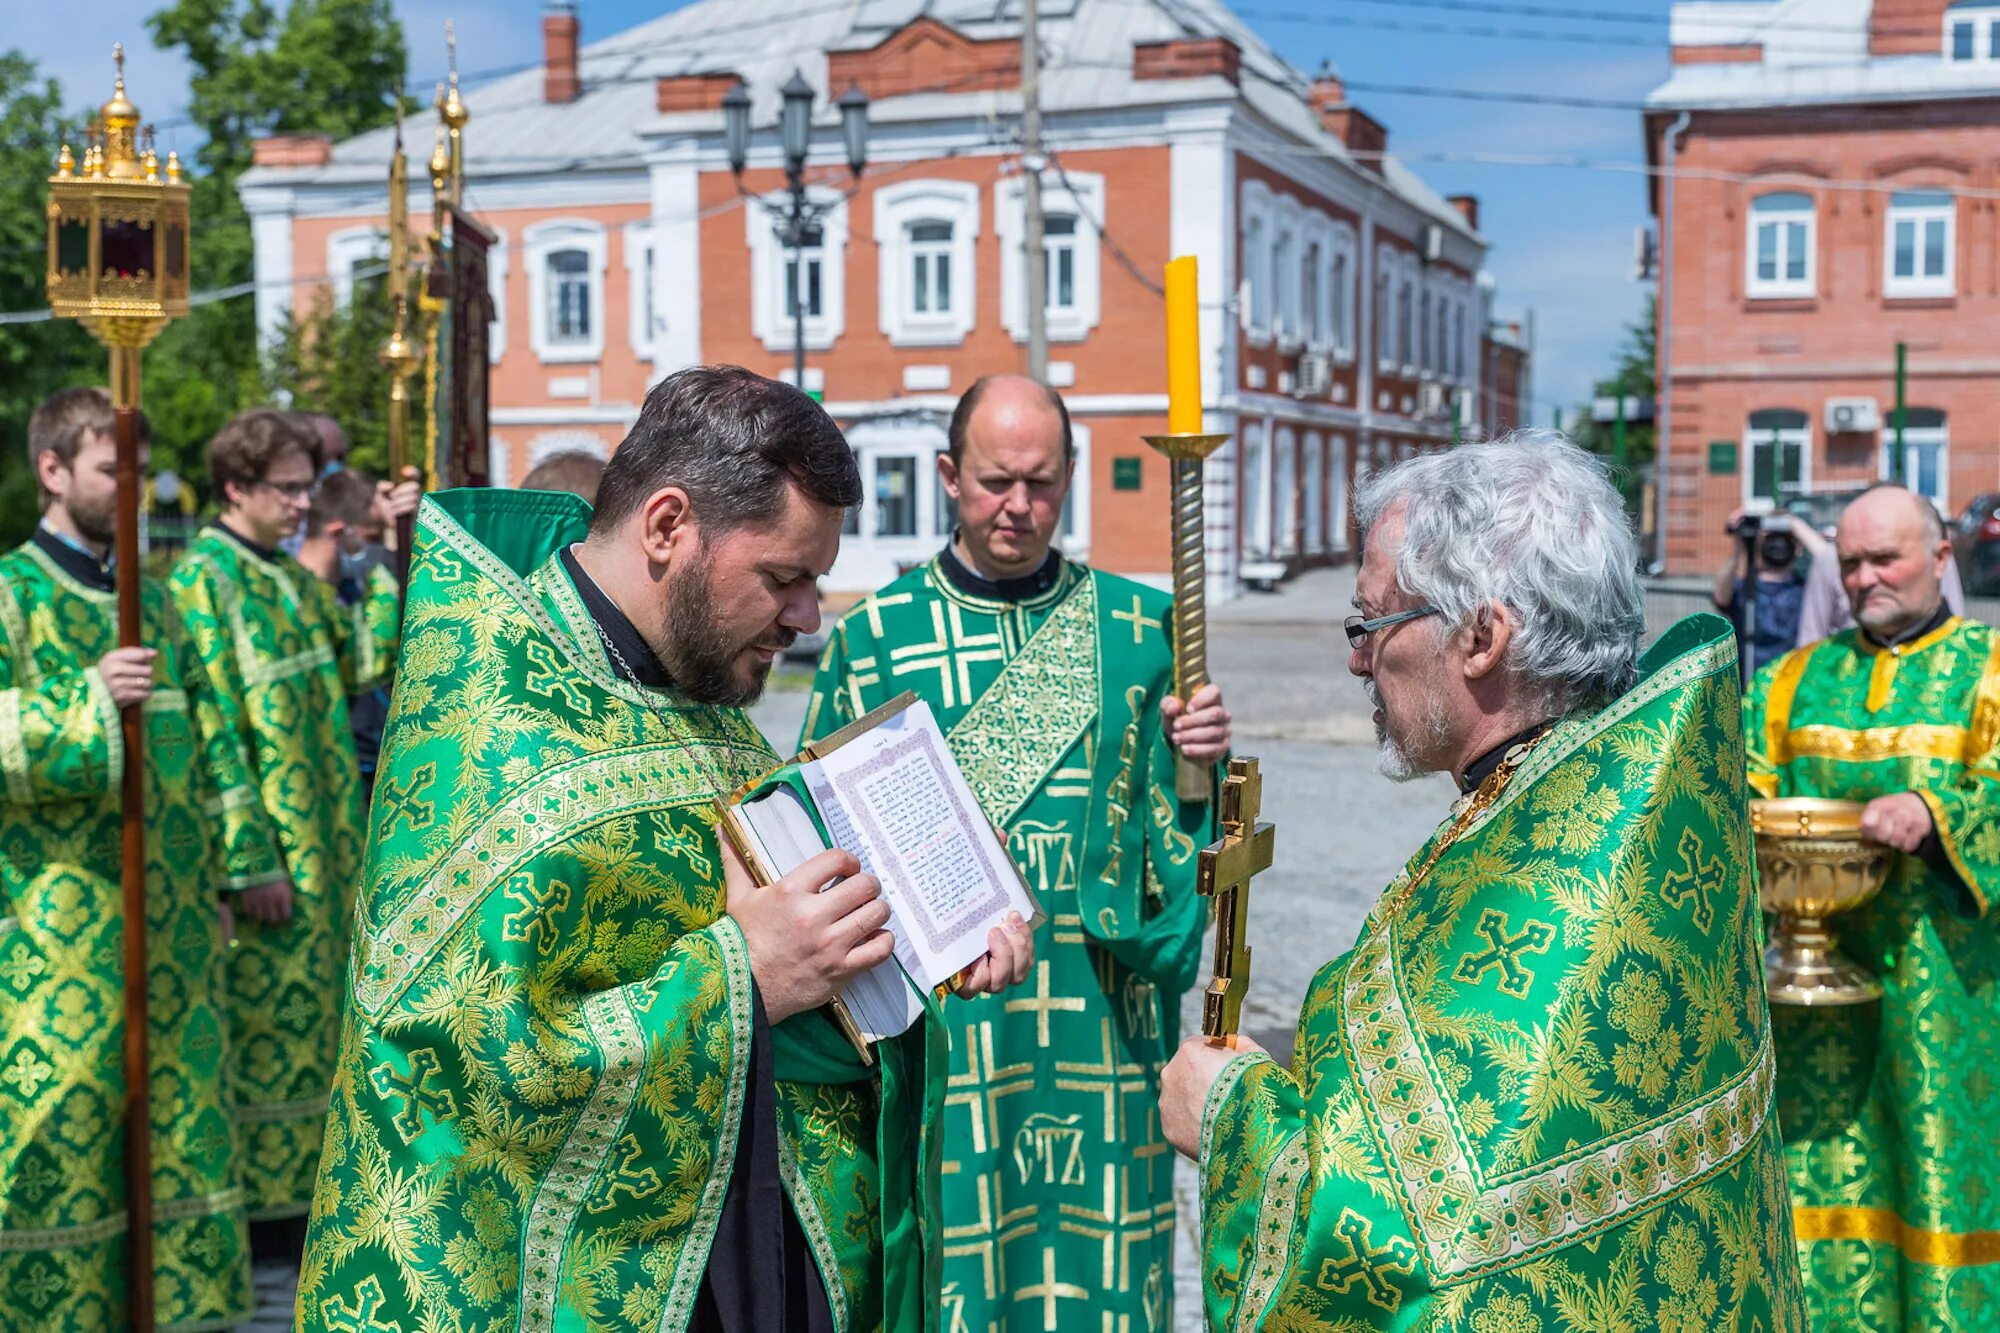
left=326, top=226, right=387, bottom=310
left=1329, top=223, right=1358, bottom=363
left=486, top=227, right=508, bottom=365
left=1274, top=426, right=1299, bottom=556
left=1943, top=11, right=1997, bottom=60
left=997, top=169, right=1104, bottom=344
left=525, top=218, right=609, bottom=365
left=1745, top=196, right=1816, bottom=301
left=1240, top=179, right=1275, bottom=346
left=1883, top=194, right=1956, bottom=299
left=1741, top=414, right=1813, bottom=508
left=873, top=179, right=980, bottom=347
left=744, top=188, right=848, bottom=354
left=624, top=220, right=662, bottom=359
left=529, top=430, right=610, bottom=465
left=1273, top=194, right=1306, bottom=351
left=1879, top=415, right=1949, bottom=510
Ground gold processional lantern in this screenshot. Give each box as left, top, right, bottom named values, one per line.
left=45, top=43, right=188, bottom=1333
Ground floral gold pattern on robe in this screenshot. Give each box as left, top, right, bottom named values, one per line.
left=1199, top=614, right=1806, bottom=1331
left=168, top=526, right=393, bottom=1219
left=298, top=489, right=944, bottom=1333
left=804, top=556, right=1213, bottom=1333
left=0, top=542, right=253, bottom=1330
left=1745, top=616, right=2000, bottom=1330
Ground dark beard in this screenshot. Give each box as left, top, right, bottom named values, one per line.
left=659, top=551, right=771, bottom=707
left=69, top=497, right=115, bottom=548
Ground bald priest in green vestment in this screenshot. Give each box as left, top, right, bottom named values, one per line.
left=1161, top=435, right=1807, bottom=1331
left=1744, top=484, right=2000, bottom=1330
left=802, top=375, right=1230, bottom=1333
left=296, top=366, right=1032, bottom=1333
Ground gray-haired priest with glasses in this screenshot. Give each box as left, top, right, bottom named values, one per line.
left=1160, top=432, right=1807, bottom=1330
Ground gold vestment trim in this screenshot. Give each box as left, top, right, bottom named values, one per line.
left=1794, top=1205, right=2000, bottom=1268
left=1783, top=723, right=1970, bottom=764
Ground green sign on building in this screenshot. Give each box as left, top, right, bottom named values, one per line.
left=1113, top=457, right=1143, bottom=491
left=1707, top=440, right=1738, bottom=475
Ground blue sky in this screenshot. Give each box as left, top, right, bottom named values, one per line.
left=23, top=0, right=1674, bottom=418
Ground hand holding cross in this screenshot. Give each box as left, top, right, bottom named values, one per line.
left=1198, top=756, right=1275, bottom=1044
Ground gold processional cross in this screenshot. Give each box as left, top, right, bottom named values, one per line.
left=1197, top=756, right=1276, bottom=1044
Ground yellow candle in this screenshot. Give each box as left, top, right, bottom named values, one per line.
left=1164, top=255, right=1203, bottom=435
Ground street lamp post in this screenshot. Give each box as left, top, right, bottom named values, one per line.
left=724, top=71, right=869, bottom=393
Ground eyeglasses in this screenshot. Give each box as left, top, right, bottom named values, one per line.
left=257, top=479, right=315, bottom=499
left=1344, top=605, right=1440, bottom=648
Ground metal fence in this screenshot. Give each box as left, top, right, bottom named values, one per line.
left=1642, top=578, right=2000, bottom=648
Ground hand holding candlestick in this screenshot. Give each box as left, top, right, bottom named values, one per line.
left=1197, top=757, right=1275, bottom=1043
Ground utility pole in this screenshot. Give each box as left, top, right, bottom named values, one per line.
left=1891, top=340, right=1908, bottom=487
left=1022, top=0, right=1048, bottom=381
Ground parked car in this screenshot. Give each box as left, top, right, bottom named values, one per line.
left=1781, top=490, right=1860, bottom=541
left=1953, top=493, right=2000, bottom=596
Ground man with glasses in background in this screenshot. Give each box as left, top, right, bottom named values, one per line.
left=168, top=410, right=415, bottom=1264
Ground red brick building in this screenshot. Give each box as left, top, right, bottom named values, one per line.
left=1647, top=0, right=2000, bottom=573
left=242, top=0, right=1529, bottom=596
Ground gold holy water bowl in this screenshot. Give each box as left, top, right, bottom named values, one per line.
left=1750, top=798, right=1894, bottom=1006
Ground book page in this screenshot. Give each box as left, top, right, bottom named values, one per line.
left=735, top=786, right=924, bottom=1043
left=807, top=700, right=1035, bottom=988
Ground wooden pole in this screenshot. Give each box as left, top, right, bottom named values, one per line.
left=109, top=343, right=154, bottom=1333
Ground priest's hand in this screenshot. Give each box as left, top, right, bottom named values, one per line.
left=96, top=647, right=157, bottom=708
left=1163, top=683, right=1231, bottom=764
left=236, top=876, right=295, bottom=925
left=1160, top=1032, right=1266, bottom=1159
left=951, top=912, right=1034, bottom=997
left=722, top=839, right=895, bottom=1023
left=375, top=467, right=423, bottom=548
left=1861, top=791, right=1935, bottom=853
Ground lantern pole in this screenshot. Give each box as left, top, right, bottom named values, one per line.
left=46, top=46, right=192, bottom=1333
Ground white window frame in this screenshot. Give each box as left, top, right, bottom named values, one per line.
left=486, top=227, right=508, bottom=364
left=1302, top=432, right=1326, bottom=554
left=1880, top=409, right=1950, bottom=510
left=326, top=226, right=388, bottom=309
left=1745, top=193, right=1816, bottom=300
left=1327, top=221, right=1357, bottom=362
left=1743, top=410, right=1812, bottom=508
left=1375, top=244, right=1399, bottom=373
left=873, top=179, right=980, bottom=347
left=1944, top=13, right=1987, bottom=60
left=524, top=218, right=608, bottom=364
left=1240, top=179, right=1275, bottom=346
left=1272, top=195, right=1305, bottom=349
left=997, top=169, right=1103, bottom=344
left=1328, top=433, right=1351, bottom=552
left=624, top=221, right=662, bottom=360
left=1274, top=426, right=1299, bottom=556
left=745, top=188, right=849, bottom=354
left=1883, top=190, right=1956, bottom=298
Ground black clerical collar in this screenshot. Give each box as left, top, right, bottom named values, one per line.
left=214, top=519, right=282, bottom=564
left=559, top=546, right=674, bottom=689
left=32, top=524, right=114, bottom=593
left=1860, top=601, right=1952, bottom=652
left=937, top=536, right=1063, bottom=603
left=1458, top=720, right=1555, bottom=794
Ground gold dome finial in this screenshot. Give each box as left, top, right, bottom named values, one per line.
left=98, top=43, right=144, bottom=180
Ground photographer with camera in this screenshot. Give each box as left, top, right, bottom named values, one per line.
left=1713, top=507, right=1809, bottom=672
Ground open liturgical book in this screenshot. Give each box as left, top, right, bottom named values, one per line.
left=717, top=693, right=1044, bottom=1059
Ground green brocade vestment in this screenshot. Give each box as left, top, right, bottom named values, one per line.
left=298, top=490, right=944, bottom=1333
left=804, top=555, right=1214, bottom=1333
left=0, top=541, right=253, bottom=1330
left=169, top=526, right=395, bottom=1219
left=1744, top=616, right=2000, bottom=1330
left=1199, top=615, right=1806, bottom=1332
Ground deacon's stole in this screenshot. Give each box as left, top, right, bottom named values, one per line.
left=298, top=491, right=916, bottom=1333
left=1199, top=614, right=1807, bottom=1332
left=803, top=557, right=1214, bottom=993
left=1744, top=619, right=2000, bottom=1323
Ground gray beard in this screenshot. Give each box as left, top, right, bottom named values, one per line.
left=1364, top=677, right=1450, bottom=783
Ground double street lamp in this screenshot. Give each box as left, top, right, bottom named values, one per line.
left=724, top=70, right=869, bottom=392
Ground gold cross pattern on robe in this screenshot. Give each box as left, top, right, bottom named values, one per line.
left=1197, top=756, right=1275, bottom=1043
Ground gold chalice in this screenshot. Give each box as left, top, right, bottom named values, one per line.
left=1750, top=798, right=1894, bottom=1006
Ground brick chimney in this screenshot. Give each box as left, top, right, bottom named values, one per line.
left=251, top=134, right=334, bottom=168
left=1306, top=62, right=1386, bottom=173
left=1133, top=37, right=1242, bottom=85
left=544, top=2, right=581, bottom=105
left=1448, top=194, right=1479, bottom=230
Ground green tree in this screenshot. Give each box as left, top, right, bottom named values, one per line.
left=261, top=283, right=393, bottom=476
left=1570, top=296, right=1657, bottom=509
left=144, top=0, right=406, bottom=489
left=0, top=51, right=101, bottom=547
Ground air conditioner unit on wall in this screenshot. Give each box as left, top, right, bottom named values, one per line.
left=1419, top=382, right=1449, bottom=419
left=1825, top=397, right=1881, bottom=435
left=1294, top=351, right=1333, bottom=398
